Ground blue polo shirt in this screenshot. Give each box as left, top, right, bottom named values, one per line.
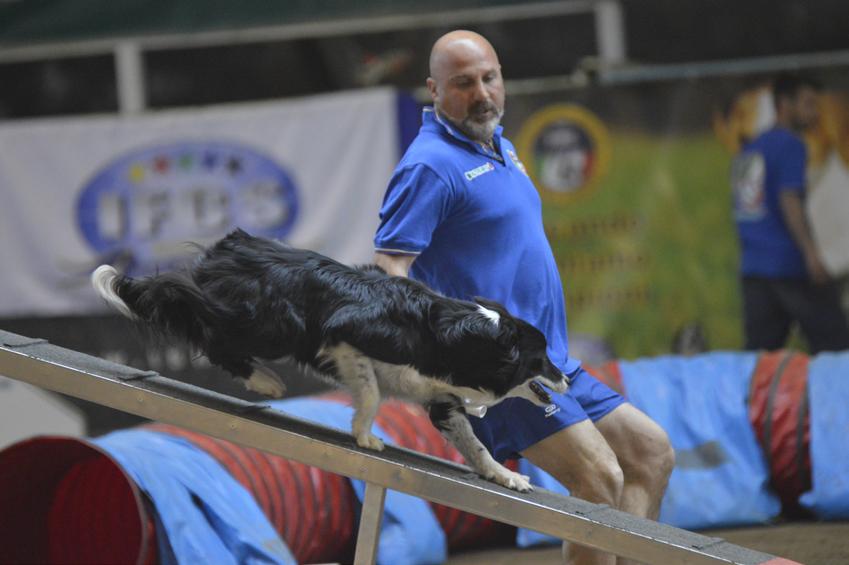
left=375, top=108, right=580, bottom=374
left=732, top=127, right=807, bottom=278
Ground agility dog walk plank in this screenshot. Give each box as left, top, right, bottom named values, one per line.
left=0, top=330, right=796, bottom=565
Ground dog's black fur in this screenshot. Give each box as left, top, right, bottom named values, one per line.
left=92, top=229, right=568, bottom=491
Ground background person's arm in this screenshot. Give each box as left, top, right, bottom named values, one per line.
left=374, top=252, right=416, bottom=277
left=779, top=190, right=830, bottom=284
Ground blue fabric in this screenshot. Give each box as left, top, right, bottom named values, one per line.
left=374, top=107, right=580, bottom=375
left=733, top=127, right=808, bottom=278
left=469, top=367, right=625, bottom=463
left=620, top=353, right=781, bottom=529
left=93, top=430, right=295, bottom=565
left=800, top=351, right=849, bottom=518
left=271, top=398, right=447, bottom=565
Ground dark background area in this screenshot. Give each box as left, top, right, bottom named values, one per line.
left=1, top=0, right=848, bottom=119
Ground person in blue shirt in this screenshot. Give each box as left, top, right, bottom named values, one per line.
left=732, top=74, right=849, bottom=353
left=374, top=30, right=674, bottom=565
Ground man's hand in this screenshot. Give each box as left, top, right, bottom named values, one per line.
left=805, top=251, right=831, bottom=285
left=779, top=190, right=830, bottom=285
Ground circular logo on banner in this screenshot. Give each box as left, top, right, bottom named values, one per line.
left=516, top=105, right=611, bottom=202
left=77, top=141, right=299, bottom=275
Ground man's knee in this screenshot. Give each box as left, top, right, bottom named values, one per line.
left=598, top=458, right=626, bottom=505
left=521, top=419, right=627, bottom=506
left=573, top=454, right=625, bottom=507
left=626, top=425, right=675, bottom=490
left=653, top=434, right=676, bottom=484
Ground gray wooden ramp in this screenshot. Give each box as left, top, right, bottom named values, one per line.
left=0, top=329, right=798, bottom=565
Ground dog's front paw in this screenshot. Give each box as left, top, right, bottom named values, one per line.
left=488, top=468, right=533, bottom=492
left=356, top=432, right=385, bottom=451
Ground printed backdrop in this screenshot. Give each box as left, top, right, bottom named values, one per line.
left=503, top=69, right=849, bottom=359
left=0, top=88, right=402, bottom=318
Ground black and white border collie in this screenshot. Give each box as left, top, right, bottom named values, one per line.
left=92, top=229, right=568, bottom=491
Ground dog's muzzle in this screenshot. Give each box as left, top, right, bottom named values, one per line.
left=528, top=380, right=552, bottom=404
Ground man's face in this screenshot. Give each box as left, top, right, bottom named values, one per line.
left=427, top=41, right=505, bottom=142
left=791, top=86, right=820, bottom=131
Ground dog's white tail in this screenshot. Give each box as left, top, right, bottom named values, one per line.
left=91, top=265, right=135, bottom=319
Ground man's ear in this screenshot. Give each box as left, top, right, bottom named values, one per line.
left=426, top=77, right=438, bottom=104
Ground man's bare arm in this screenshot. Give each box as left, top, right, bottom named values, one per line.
left=374, top=252, right=416, bottom=277
left=779, top=190, right=830, bottom=284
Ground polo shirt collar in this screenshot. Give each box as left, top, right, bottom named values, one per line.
left=422, top=107, right=504, bottom=160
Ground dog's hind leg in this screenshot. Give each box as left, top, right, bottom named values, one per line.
left=327, top=343, right=384, bottom=451
left=243, top=363, right=287, bottom=398
left=211, top=354, right=286, bottom=399
left=429, top=396, right=532, bottom=492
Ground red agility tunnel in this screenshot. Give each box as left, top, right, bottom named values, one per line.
left=151, top=396, right=517, bottom=555
left=0, top=430, right=359, bottom=564
left=145, top=422, right=358, bottom=563
left=0, top=395, right=514, bottom=563
left=747, top=350, right=811, bottom=513
left=0, top=436, right=157, bottom=565
left=584, top=361, right=625, bottom=395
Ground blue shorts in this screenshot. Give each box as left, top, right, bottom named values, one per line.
left=468, top=367, right=626, bottom=462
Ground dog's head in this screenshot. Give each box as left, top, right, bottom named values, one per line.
left=429, top=297, right=569, bottom=406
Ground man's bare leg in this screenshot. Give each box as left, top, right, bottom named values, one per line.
left=595, top=404, right=675, bottom=565
left=521, top=419, right=624, bottom=565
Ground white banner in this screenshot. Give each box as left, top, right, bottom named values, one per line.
left=0, top=88, right=400, bottom=317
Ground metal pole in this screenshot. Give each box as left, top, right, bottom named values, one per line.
left=114, top=40, right=146, bottom=114
left=594, top=0, right=627, bottom=66
left=353, top=482, right=387, bottom=565
left=0, top=1, right=596, bottom=63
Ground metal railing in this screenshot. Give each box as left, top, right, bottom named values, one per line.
left=0, top=329, right=792, bottom=565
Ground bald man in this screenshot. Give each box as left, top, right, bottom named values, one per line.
left=374, top=31, right=674, bottom=565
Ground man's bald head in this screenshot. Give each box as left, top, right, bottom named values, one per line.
left=426, top=30, right=505, bottom=142
left=429, top=30, right=500, bottom=82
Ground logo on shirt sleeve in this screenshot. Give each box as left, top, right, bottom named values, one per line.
left=464, top=161, right=495, bottom=181
left=507, top=149, right=529, bottom=176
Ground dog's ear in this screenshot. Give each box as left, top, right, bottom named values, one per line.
left=472, top=296, right=520, bottom=344
left=473, top=296, right=508, bottom=315
left=429, top=301, right=500, bottom=346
